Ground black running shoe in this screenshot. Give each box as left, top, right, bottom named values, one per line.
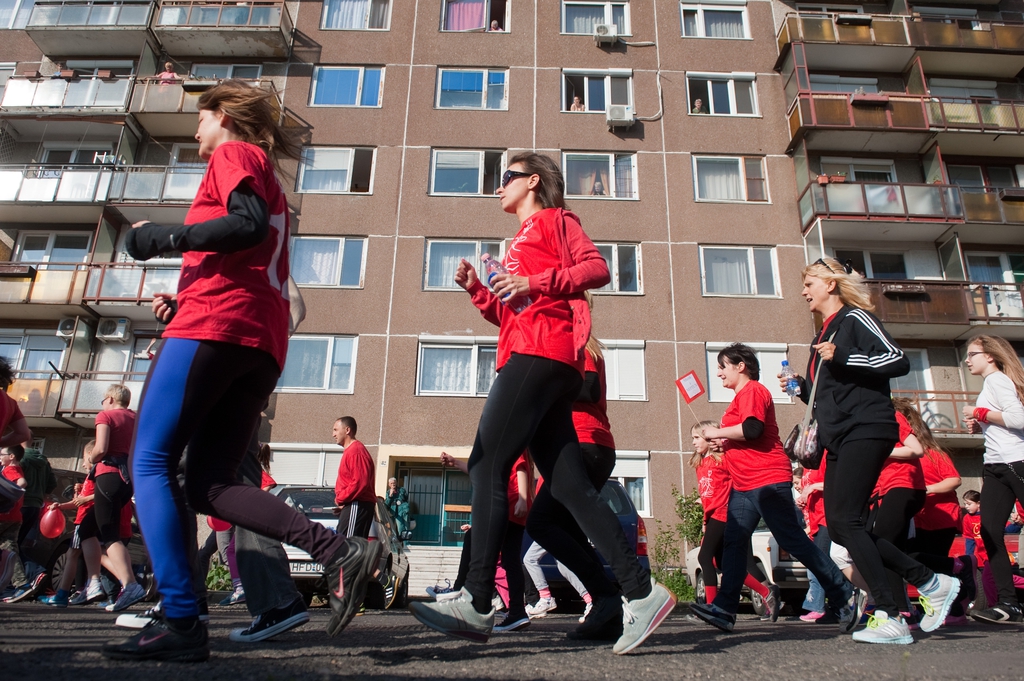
left=102, top=617, right=209, bottom=662
left=230, top=597, right=310, bottom=643
left=573, top=595, right=623, bottom=638
left=324, top=538, right=381, bottom=637
left=971, top=601, right=1024, bottom=625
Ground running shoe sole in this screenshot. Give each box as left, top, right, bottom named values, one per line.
left=103, top=646, right=210, bottom=663
left=408, top=601, right=491, bottom=644
left=115, top=614, right=157, bottom=629
left=615, top=591, right=677, bottom=655
left=230, top=611, right=310, bottom=642
left=326, top=541, right=382, bottom=637
left=689, top=603, right=735, bottom=633
left=970, top=608, right=1024, bottom=625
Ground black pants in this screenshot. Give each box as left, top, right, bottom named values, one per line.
left=527, top=442, right=619, bottom=599
left=980, top=462, right=1024, bottom=603
left=17, top=506, right=39, bottom=555
left=697, top=517, right=768, bottom=589
left=869, top=487, right=927, bottom=613
left=501, top=521, right=527, bottom=619
left=336, top=501, right=374, bottom=539
left=824, top=438, right=934, bottom=615
left=94, top=472, right=132, bottom=545
left=465, top=354, right=649, bottom=613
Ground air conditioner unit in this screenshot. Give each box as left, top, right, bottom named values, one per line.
left=96, top=317, right=131, bottom=343
left=606, top=104, right=635, bottom=128
left=56, top=317, right=77, bottom=340
left=593, top=23, right=618, bottom=45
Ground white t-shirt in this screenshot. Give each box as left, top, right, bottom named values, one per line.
left=977, top=371, right=1024, bottom=465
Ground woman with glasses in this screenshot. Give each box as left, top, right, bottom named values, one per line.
left=783, top=257, right=960, bottom=644
left=409, top=153, right=675, bottom=655
left=961, top=335, right=1024, bottom=624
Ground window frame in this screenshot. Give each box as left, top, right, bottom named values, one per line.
left=440, top=0, right=510, bottom=33
left=320, top=0, right=392, bottom=31
left=190, top=64, right=262, bottom=80
left=611, top=450, right=651, bottom=517
left=679, top=2, right=750, bottom=40
left=562, top=69, right=633, bottom=113
left=819, top=156, right=896, bottom=182
left=416, top=336, right=499, bottom=397
left=593, top=242, right=642, bottom=294
left=429, top=149, right=505, bottom=197
left=435, top=67, right=509, bottom=110
left=832, top=248, right=911, bottom=280
left=705, top=341, right=792, bottom=403
left=276, top=335, right=359, bottom=393
left=308, top=65, right=384, bottom=108
left=0, top=0, right=33, bottom=30
left=692, top=155, right=769, bottom=203
left=561, top=1, right=631, bottom=36
left=562, top=151, right=639, bottom=200
left=0, top=330, right=67, bottom=378
left=290, top=236, right=368, bottom=289
left=296, top=146, right=376, bottom=195
left=603, top=339, right=647, bottom=401
left=686, top=72, right=758, bottom=117
left=423, top=239, right=505, bottom=291
left=699, top=245, right=780, bottom=298
left=14, top=230, right=93, bottom=265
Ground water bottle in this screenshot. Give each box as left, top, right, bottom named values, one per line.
left=781, top=360, right=801, bottom=397
left=481, top=253, right=532, bottom=313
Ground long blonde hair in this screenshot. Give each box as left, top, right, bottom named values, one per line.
left=892, top=397, right=946, bottom=457
left=970, top=334, right=1024, bottom=406
left=688, top=420, right=722, bottom=468
left=801, top=256, right=874, bottom=312
left=197, top=79, right=300, bottom=165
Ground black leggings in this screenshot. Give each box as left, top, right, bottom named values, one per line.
left=824, top=438, right=934, bottom=615
left=980, top=462, right=1024, bottom=603
left=697, top=517, right=768, bottom=589
left=528, top=442, right=618, bottom=599
left=93, top=472, right=131, bottom=545
left=465, top=354, right=649, bottom=614
left=869, top=487, right=927, bottom=613
left=453, top=523, right=528, bottom=619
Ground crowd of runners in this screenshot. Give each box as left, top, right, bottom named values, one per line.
left=1, top=80, right=1023, bottom=663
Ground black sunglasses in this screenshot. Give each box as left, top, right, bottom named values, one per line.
left=814, top=258, right=853, bottom=275
left=501, top=169, right=533, bottom=188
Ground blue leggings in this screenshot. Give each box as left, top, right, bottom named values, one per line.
left=132, top=339, right=346, bottom=618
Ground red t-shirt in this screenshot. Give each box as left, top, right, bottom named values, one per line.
left=334, top=440, right=376, bottom=505
left=874, top=412, right=926, bottom=497
left=803, top=458, right=827, bottom=536
left=94, top=408, right=136, bottom=477
left=721, top=380, right=793, bottom=492
left=914, top=450, right=960, bottom=531
left=165, top=141, right=292, bottom=370
left=468, top=208, right=609, bottom=375
left=0, top=393, right=24, bottom=434
left=119, top=498, right=134, bottom=540
left=261, top=471, right=276, bottom=489
left=0, top=464, right=25, bottom=523
left=572, top=351, right=615, bottom=449
left=963, top=511, right=988, bottom=565
left=507, top=454, right=533, bottom=526
left=696, top=455, right=731, bottom=522
left=75, top=476, right=96, bottom=525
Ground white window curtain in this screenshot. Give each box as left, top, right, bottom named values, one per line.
left=324, top=0, right=369, bottom=28
left=420, top=347, right=472, bottom=393
left=704, top=10, right=744, bottom=38
left=696, top=158, right=742, bottom=200
left=329, top=338, right=355, bottom=390
left=280, top=338, right=329, bottom=388
left=292, top=239, right=340, bottom=285
left=565, top=155, right=611, bottom=196
left=614, top=155, right=633, bottom=197
left=476, top=347, right=497, bottom=393
left=704, top=248, right=751, bottom=294
left=566, top=4, right=604, bottom=33
left=428, top=242, right=476, bottom=288
left=301, top=148, right=351, bottom=192
left=445, top=0, right=486, bottom=31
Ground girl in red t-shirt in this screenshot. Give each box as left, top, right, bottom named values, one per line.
left=411, top=154, right=673, bottom=653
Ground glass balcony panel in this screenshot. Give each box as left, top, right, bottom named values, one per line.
left=163, top=168, right=203, bottom=200
left=118, top=3, right=150, bottom=24
left=812, top=96, right=851, bottom=126
left=33, top=79, right=67, bottom=106
left=87, top=4, right=119, bottom=24
left=1, top=80, right=37, bottom=107
left=0, top=279, right=31, bottom=303
left=139, top=81, right=183, bottom=111
left=99, top=267, right=143, bottom=298
left=18, top=176, right=60, bottom=201
left=63, top=78, right=94, bottom=107
left=55, top=169, right=101, bottom=201
left=0, top=171, right=24, bottom=200
left=10, top=378, right=61, bottom=418
left=872, top=20, right=908, bottom=45
left=58, top=4, right=90, bottom=24
left=976, top=285, right=1024, bottom=319
left=825, top=184, right=865, bottom=213
left=993, top=25, right=1024, bottom=50
left=28, top=5, right=63, bottom=25
left=979, top=102, right=1017, bottom=130
left=865, top=184, right=904, bottom=215
left=250, top=6, right=278, bottom=25
left=94, top=78, right=129, bottom=107
left=801, top=17, right=835, bottom=42
left=890, top=98, right=927, bottom=128
left=141, top=268, right=180, bottom=297
left=158, top=6, right=187, bottom=23
left=1003, top=199, right=1024, bottom=224
left=961, top=28, right=994, bottom=49
left=852, top=105, right=889, bottom=128
left=962, top=191, right=1002, bottom=222
left=903, top=185, right=943, bottom=216
left=29, top=269, right=77, bottom=303
left=122, top=169, right=164, bottom=200
left=800, top=189, right=814, bottom=227
left=189, top=5, right=220, bottom=24
left=219, top=5, right=248, bottom=24
left=836, top=24, right=872, bottom=44
left=943, top=187, right=963, bottom=217
left=940, top=101, right=982, bottom=127
left=810, top=183, right=825, bottom=214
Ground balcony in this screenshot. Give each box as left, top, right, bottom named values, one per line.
left=82, top=262, right=181, bottom=312
left=890, top=390, right=982, bottom=448
left=129, top=76, right=276, bottom=137
left=0, top=74, right=132, bottom=113
left=154, top=0, right=294, bottom=58
left=10, top=370, right=146, bottom=427
left=867, top=279, right=1024, bottom=340
left=799, top=181, right=964, bottom=230
left=25, top=1, right=155, bottom=56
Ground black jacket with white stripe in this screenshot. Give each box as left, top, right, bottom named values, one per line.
left=799, top=305, right=910, bottom=452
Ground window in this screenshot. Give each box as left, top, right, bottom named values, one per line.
left=595, top=243, right=640, bottom=293
left=603, top=340, right=646, bottom=400
left=612, top=451, right=650, bottom=516
left=819, top=158, right=895, bottom=182
left=563, top=70, right=631, bottom=112
left=310, top=66, right=383, bottom=107
left=425, top=240, right=503, bottom=290
left=0, top=0, right=33, bottom=29
left=891, top=349, right=931, bottom=393
left=417, top=338, right=498, bottom=396
left=700, top=246, right=778, bottom=297
left=928, top=77, right=997, bottom=101
left=15, top=231, right=91, bottom=268
left=190, top=64, right=261, bottom=80
left=687, top=73, right=756, bottom=116
left=563, top=2, right=629, bottom=35
left=705, top=342, right=790, bottom=403
left=277, top=336, right=357, bottom=392
left=564, top=153, right=638, bottom=199
left=947, top=164, right=1018, bottom=189
left=41, top=145, right=113, bottom=165
left=833, top=249, right=908, bottom=280
left=0, top=63, right=14, bottom=101
left=322, top=0, right=390, bottom=30
left=442, top=0, right=508, bottom=31
left=437, top=69, right=507, bottom=110
left=431, top=150, right=504, bottom=195
left=297, top=147, right=375, bottom=194
left=808, top=74, right=878, bottom=94
left=291, top=237, right=366, bottom=287
left=693, top=156, right=767, bottom=202
left=0, top=334, right=65, bottom=379
left=681, top=3, right=748, bottom=39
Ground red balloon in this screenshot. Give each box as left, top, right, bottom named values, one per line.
left=207, top=516, right=231, bottom=532
left=40, top=506, right=66, bottom=539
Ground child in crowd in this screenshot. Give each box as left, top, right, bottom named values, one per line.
left=962, top=490, right=987, bottom=567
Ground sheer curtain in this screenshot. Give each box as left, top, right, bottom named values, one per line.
left=324, top=0, right=368, bottom=29
left=566, top=156, right=610, bottom=196
left=428, top=242, right=475, bottom=288
left=704, top=10, right=745, bottom=38
left=279, top=339, right=328, bottom=388
left=329, top=338, right=354, bottom=390
left=444, top=0, right=485, bottom=31
left=292, top=238, right=340, bottom=285
left=704, top=248, right=751, bottom=294
left=696, top=158, right=742, bottom=200
left=565, top=5, right=603, bottom=33
left=420, top=347, right=471, bottom=393
left=614, top=155, right=633, bottom=198
left=301, top=148, right=351, bottom=192
left=475, top=347, right=497, bottom=394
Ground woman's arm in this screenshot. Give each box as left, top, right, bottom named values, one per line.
left=968, top=376, right=1024, bottom=431
left=513, top=469, right=529, bottom=519
left=926, top=476, right=961, bottom=495
left=526, top=218, right=610, bottom=295
left=0, top=417, right=31, bottom=447
left=92, top=423, right=110, bottom=462
left=888, top=432, right=925, bottom=460
left=820, top=311, right=910, bottom=379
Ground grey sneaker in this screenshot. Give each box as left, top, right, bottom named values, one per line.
left=409, top=587, right=494, bottom=643
left=917, top=573, right=960, bottom=633
left=324, top=538, right=381, bottom=637
left=107, top=581, right=147, bottom=612
left=613, top=580, right=677, bottom=655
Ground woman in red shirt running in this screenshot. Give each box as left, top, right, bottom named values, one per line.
left=409, top=154, right=674, bottom=655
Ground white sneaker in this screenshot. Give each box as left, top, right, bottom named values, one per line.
left=917, top=573, right=960, bottom=633
left=851, top=611, right=914, bottom=645
left=579, top=601, right=593, bottom=624
left=526, top=596, right=558, bottom=619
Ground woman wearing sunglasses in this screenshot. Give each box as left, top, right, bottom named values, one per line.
left=783, top=257, right=960, bottom=644
left=409, top=154, right=675, bottom=655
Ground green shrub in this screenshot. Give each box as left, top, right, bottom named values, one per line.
left=674, top=486, right=705, bottom=548
left=660, top=569, right=695, bottom=602
left=206, top=561, right=232, bottom=591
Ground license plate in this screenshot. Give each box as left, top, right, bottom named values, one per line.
left=290, top=561, right=324, bottom=574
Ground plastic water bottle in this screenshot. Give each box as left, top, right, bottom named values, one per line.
left=781, top=360, right=801, bottom=397
left=481, top=253, right=532, bottom=313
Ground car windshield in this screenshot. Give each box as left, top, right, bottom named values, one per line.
left=600, top=483, right=633, bottom=516
left=280, top=488, right=337, bottom=520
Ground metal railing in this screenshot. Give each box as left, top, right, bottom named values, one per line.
left=155, top=0, right=290, bottom=31
left=0, top=74, right=132, bottom=110
left=0, top=164, right=203, bottom=204
left=108, top=164, right=204, bottom=203
left=83, top=262, right=180, bottom=303
left=891, top=390, right=979, bottom=436
left=129, top=76, right=276, bottom=115
left=8, top=372, right=64, bottom=419
left=799, top=181, right=964, bottom=228
left=868, top=279, right=1024, bottom=327
left=0, top=263, right=90, bottom=305
left=9, top=370, right=147, bottom=417
left=0, top=260, right=179, bottom=306
left=27, top=0, right=154, bottom=27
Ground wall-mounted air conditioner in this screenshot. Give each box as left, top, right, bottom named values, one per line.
left=606, top=104, right=635, bottom=128
left=594, top=24, right=618, bottom=45
left=96, top=317, right=131, bottom=343
left=56, top=317, right=77, bottom=340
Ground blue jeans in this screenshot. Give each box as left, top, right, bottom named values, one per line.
left=802, top=526, right=831, bottom=612
left=715, top=483, right=852, bottom=615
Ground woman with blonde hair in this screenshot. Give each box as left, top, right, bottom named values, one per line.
left=962, top=334, right=1024, bottom=624
left=781, top=257, right=960, bottom=644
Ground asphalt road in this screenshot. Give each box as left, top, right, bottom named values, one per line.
left=2, top=600, right=1022, bottom=681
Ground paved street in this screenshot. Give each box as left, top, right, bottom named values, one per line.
left=2, top=600, right=1022, bottom=680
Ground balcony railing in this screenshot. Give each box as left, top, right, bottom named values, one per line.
left=799, top=181, right=964, bottom=228
left=0, top=261, right=180, bottom=306
left=108, top=165, right=204, bottom=203
left=8, top=372, right=64, bottom=419
left=8, top=370, right=147, bottom=418
left=868, top=279, right=1024, bottom=327
left=27, top=0, right=154, bottom=27
left=891, top=390, right=979, bottom=437
left=129, top=76, right=276, bottom=115
left=155, top=0, right=289, bottom=30
left=0, top=74, right=132, bottom=111
left=0, top=264, right=90, bottom=305
left=83, top=262, right=181, bottom=303
left=0, top=164, right=203, bottom=204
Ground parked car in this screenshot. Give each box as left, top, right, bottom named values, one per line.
left=270, top=486, right=410, bottom=609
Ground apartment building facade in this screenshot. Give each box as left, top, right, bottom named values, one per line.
left=0, top=0, right=1010, bottom=557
